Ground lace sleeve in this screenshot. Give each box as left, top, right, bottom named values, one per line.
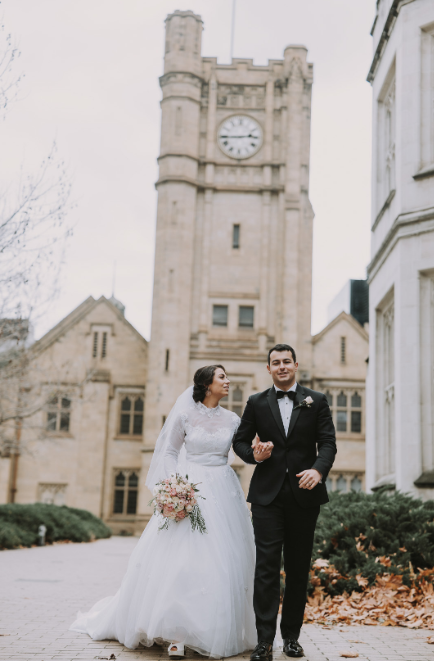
left=163, top=413, right=186, bottom=477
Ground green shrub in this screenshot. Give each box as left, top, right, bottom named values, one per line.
left=0, top=503, right=111, bottom=550
left=310, top=489, right=434, bottom=594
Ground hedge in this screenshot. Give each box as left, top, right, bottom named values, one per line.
left=309, top=488, right=434, bottom=595
left=0, top=503, right=111, bottom=549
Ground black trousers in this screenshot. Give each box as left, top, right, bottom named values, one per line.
left=251, top=474, right=319, bottom=643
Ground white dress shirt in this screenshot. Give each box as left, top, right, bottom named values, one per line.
left=275, top=382, right=297, bottom=435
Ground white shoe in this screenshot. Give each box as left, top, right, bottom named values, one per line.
left=168, top=643, right=185, bottom=658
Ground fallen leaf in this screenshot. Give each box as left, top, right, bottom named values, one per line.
left=340, top=652, right=359, bottom=658
left=427, top=637, right=434, bottom=644
left=347, top=640, right=366, bottom=643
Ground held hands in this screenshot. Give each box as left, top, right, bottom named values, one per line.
left=296, top=468, right=322, bottom=490
left=252, top=435, right=273, bottom=462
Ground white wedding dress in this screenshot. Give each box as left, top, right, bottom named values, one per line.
left=70, top=400, right=257, bottom=658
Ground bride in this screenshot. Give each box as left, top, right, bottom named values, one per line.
left=70, top=364, right=257, bottom=658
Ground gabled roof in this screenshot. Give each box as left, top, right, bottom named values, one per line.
left=31, top=296, right=147, bottom=357
left=312, top=310, right=369, bottom=345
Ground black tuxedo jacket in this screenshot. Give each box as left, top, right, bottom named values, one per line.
left=232, top=384, right=337, bottom=508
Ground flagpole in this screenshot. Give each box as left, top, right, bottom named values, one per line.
left=230, top=0, right=236, bottom=62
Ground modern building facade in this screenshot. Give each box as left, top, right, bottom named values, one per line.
left=366, top=0, right=434, bottom=497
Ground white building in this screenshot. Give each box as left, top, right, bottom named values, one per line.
left=366, top=0, right=434, bottom=497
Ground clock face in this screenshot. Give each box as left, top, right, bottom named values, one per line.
left=217, top=115, right=263, bottom=159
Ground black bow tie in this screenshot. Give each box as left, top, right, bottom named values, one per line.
left=276, top=390, right=296, bottom=401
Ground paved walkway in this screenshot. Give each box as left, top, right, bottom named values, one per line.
left=0, top=537, right=433, bottom=661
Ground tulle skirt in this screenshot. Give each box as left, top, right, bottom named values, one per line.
left=70, top=462, right=257, bottom=657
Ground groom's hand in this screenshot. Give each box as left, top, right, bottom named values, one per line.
left=252, top=440, right=274, bottom=462
left=296, top=468, right=322, bottom=489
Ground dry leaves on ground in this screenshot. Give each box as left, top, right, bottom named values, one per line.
left=303, top=561, right=434, bottom=629
left=339, top=653, right=359, bottom=659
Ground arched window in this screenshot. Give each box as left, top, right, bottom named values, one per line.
left=351, top=475, right=362, bottom=492
left=325, top=391, right=333, bottom=406
left=119, top=395, right=144, bottom=436
left=113, top=470, right=139, bottom=515
left=336, top=475, right=347, bottom=493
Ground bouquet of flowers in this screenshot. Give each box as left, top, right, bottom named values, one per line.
left=149, top=473, right=207, bottom=533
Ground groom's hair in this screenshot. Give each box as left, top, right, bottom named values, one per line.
left=267, top=343, right=296, bottom=364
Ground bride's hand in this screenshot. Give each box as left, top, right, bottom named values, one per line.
left=253, top=439, right=273, bottom=462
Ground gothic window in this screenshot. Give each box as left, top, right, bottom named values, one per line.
left=351, top=391, right=362, bottom=433
left=239, top=306, right=254, bottom=328
left=327, top=472, right=364, bottom=493
left=113, top=470, right=139, bottom=515
left=221, top=384, right=245, bottom=417
left=336, top=475, right=347, bottom=493
left=119, top=396, right=144, bottom=436
left=47, top=395, right=71, bottom=432
left=233, top=224, right=240, bottom=249
left=350, top=475, right=362, bottom=493
left=325, top=391, right=333, bottom=406
left=213, top=305, right=228, bottom=327
left=336, top=411, right=347, bottom=432
left=101, top=332, right=107, bottom=358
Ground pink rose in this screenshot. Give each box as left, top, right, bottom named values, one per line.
left=170, top=489, right=177, bottom=496
left=176, top=511, right=186, bottom=519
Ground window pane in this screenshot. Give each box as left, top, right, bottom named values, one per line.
left=239, top=306, right=254, bottom=328
left=61, top=397, right=71, bottom=409
left=213, top=305, right=228, bottom=327
left=351, top=411, right=362, bottom=433
left=47, top=412, right=57, bottom=431
left=113, top=490, right=124, bottom=514
left=115, top=472, right=126, bottom=487
left=120, top=414, right=130, bottom=434
left=351, top=392, right=361, bottom=408
left=60, top=412, right=70, bottom=432
left=233, top=224, right=240, bottom=249
left=134, top=397, right=144, bottom=412
left=232, top=386, right=243, bottom=402
left=325, top=391, right=333, bottom=406
left=337, top=391, right=347, bottom=407
left=351, top=475, right=362, bottom=492
left=128, top=472, right=139, bottom=488
left=121, top=397, right=131, bottom=411
left=127, top=489, right=137, bottom=515
left=337, top=410, right=347, bottom=432
left=232, top=405, right=242, bottom=417
left=133, top=414, right=143, bottom=435
left=336, top=475, right=347, bottom=492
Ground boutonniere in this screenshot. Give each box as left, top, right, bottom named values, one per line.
left=293, top=396, right=314, bottom=411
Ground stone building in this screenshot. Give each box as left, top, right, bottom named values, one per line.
left=138, top=9, right=368, bottom=515
left=312, top=311, right=368, bottom=493
left=0, top=296, right=148, bottom=533
left=366, top=0, right=434, bottom=497
left=139, top=9, right=315, bottom=510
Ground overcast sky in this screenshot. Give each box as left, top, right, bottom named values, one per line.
left=1, top=0, right=375, bottom=340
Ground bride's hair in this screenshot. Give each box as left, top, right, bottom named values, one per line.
left=193, top=364, right=226, bottom=402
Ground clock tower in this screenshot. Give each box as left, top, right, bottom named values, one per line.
left=139, top=10, right=314, bottom=512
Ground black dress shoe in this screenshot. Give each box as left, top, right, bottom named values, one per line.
left=250, top=641, right=273, bottom=661
left=283, top=638, right=304, bottom=658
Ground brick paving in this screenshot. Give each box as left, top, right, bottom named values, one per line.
left=1, top=537, right=433, bottom=661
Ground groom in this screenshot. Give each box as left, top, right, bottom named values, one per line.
left=233, top=344, right=337, bottom=659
